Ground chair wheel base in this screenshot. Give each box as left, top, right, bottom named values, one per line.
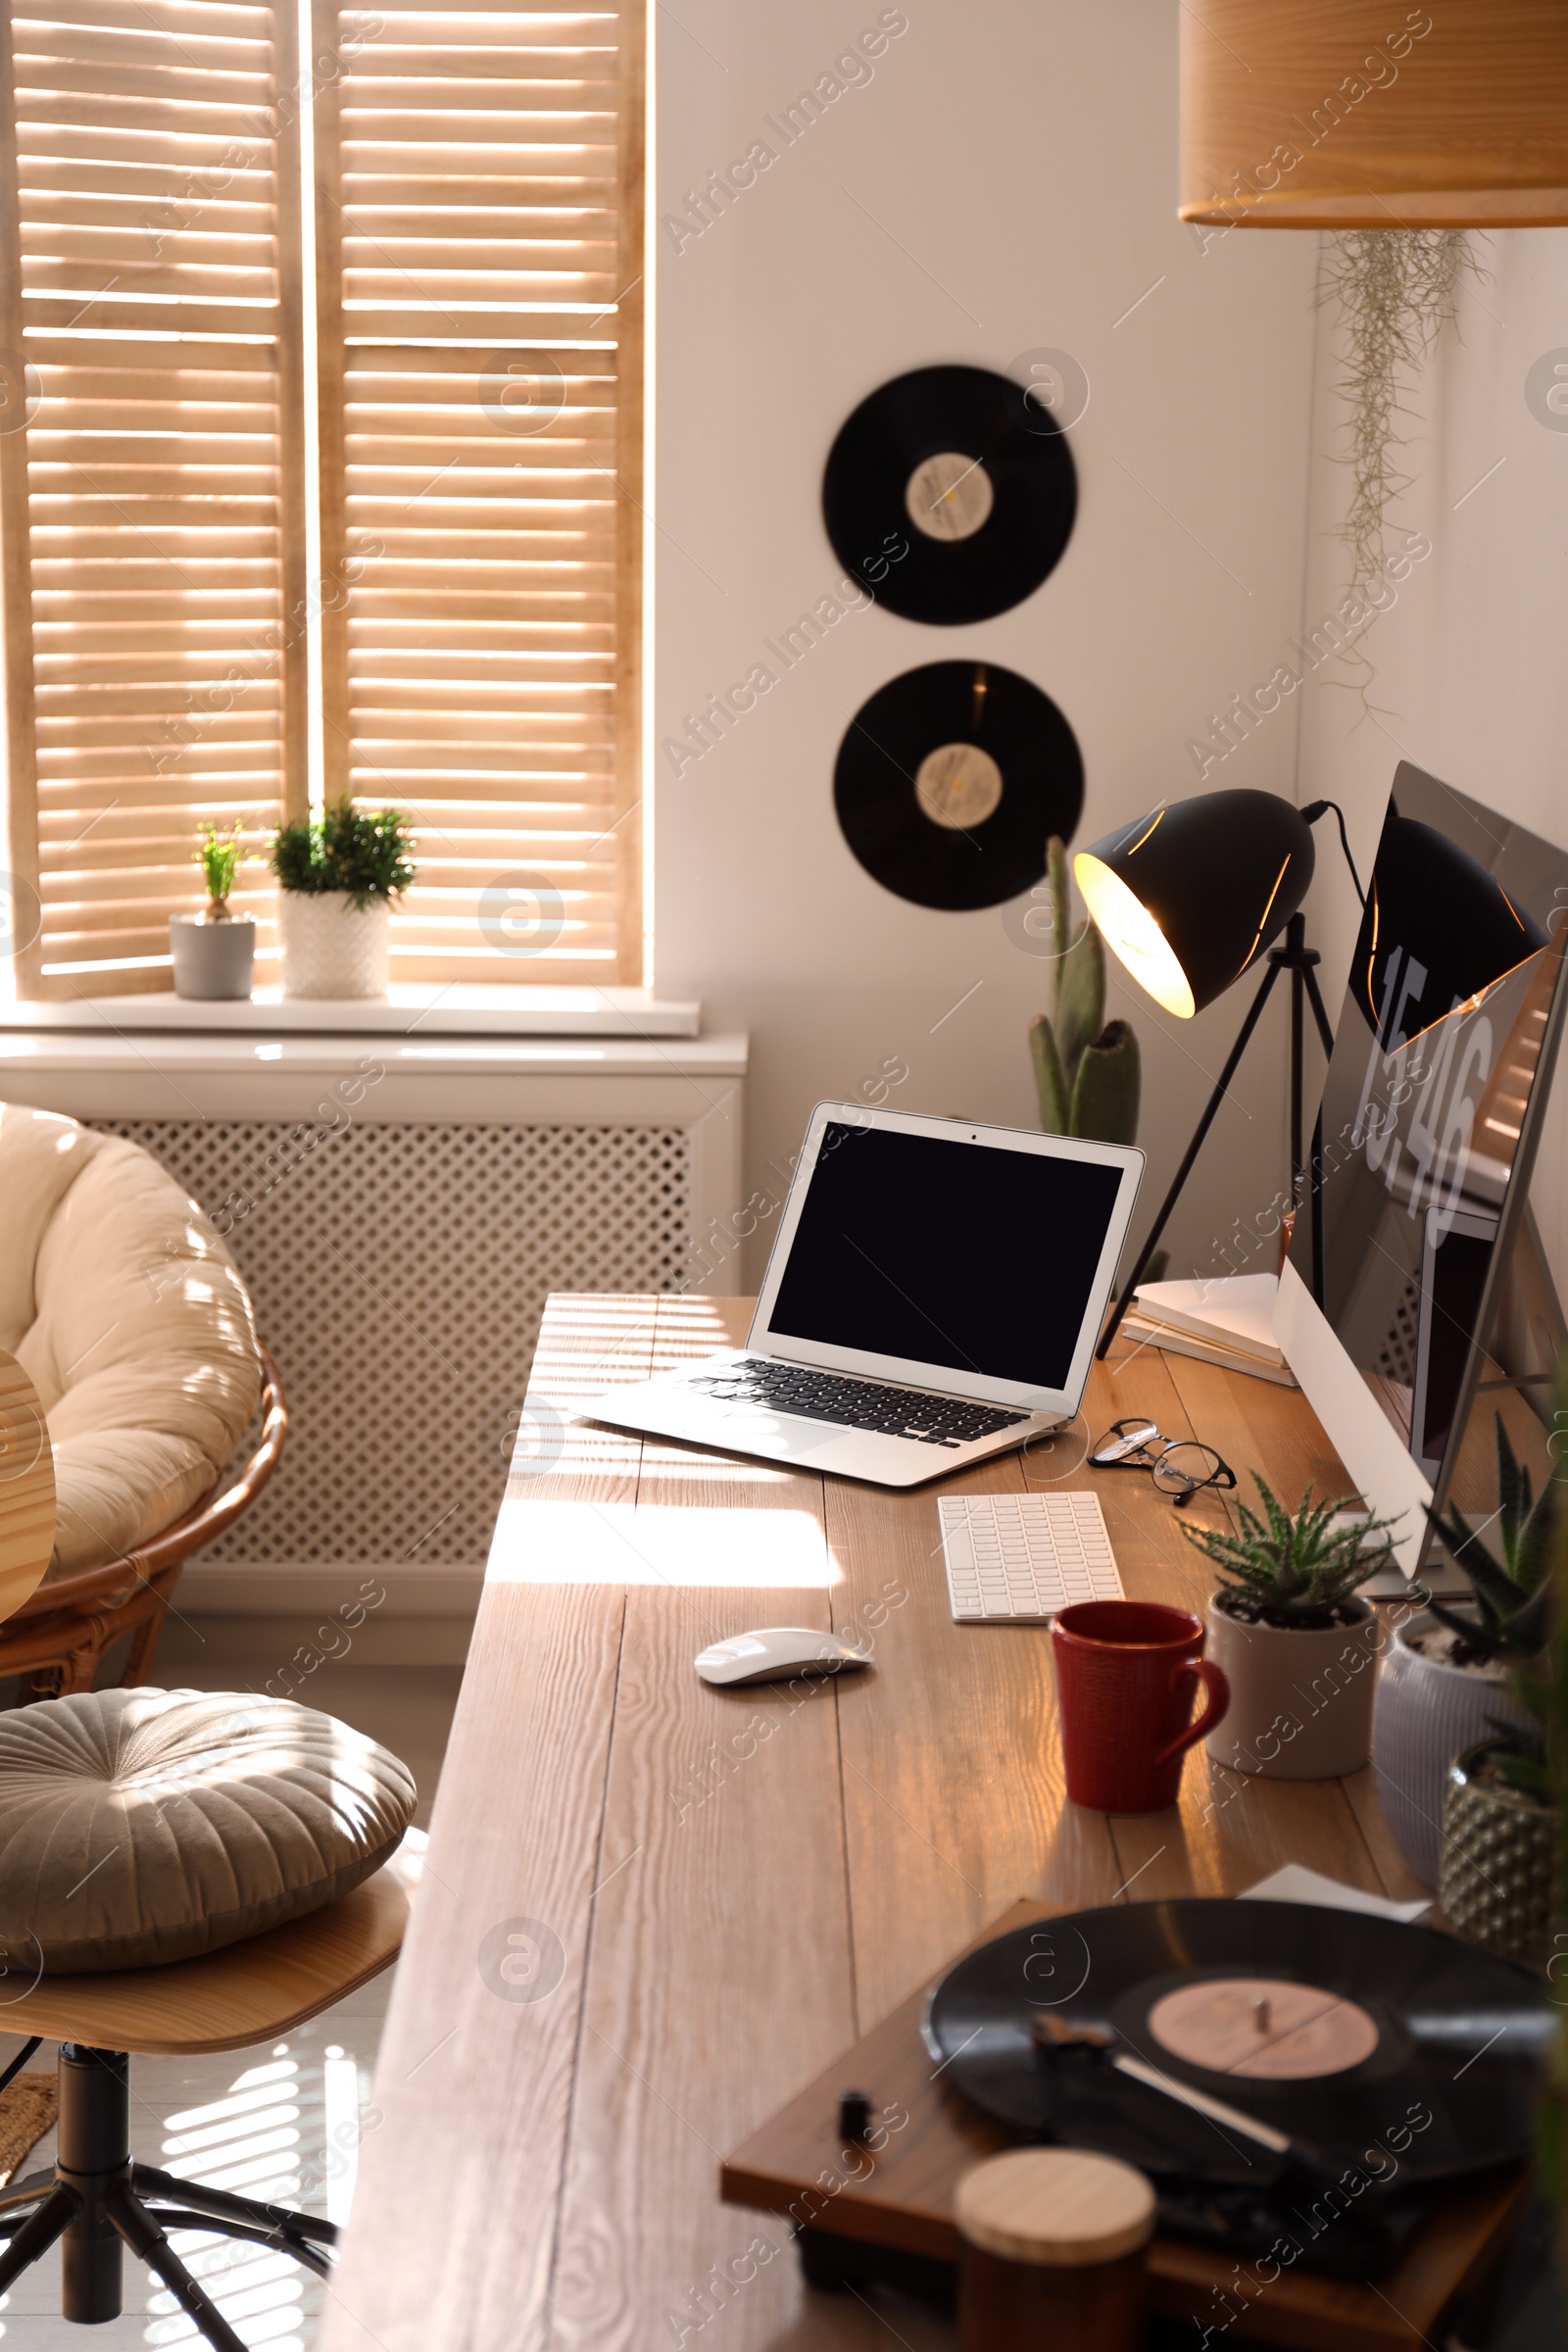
left=0, top=2046, right=336, bottom=2352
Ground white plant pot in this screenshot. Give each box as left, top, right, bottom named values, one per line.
left=278, top=890, right=390, bottom=1000
left=1204, top=1595, right=1381, bottom=1780
left=169, top=911, right=255, bottom=1002
left=1372, top=1609, right=1533, bottom=1887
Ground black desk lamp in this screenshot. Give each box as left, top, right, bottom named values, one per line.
left=1082, top=788, right=1358, bottom=1358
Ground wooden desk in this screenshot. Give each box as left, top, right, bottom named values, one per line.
left=323, top=1293, right=1430, bottom=2352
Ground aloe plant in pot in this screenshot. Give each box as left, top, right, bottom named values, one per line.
left=1373, top=1414, right=1556, bottom=1888
left=270, top=799, right=416, bottom=1001
left=1440, top=1682, right=1555, bottom=1965
left=1182, top=1480, right=1397, bottom=1780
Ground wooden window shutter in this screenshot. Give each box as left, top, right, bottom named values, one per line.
left=0, top=0, right=310, bottom=998
left=310, top=2, right=645, bottom=986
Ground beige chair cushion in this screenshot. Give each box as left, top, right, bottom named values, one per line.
left=0, top=1103, right=262, bottom=1577
left=0, top=1689, right=415, bottom=1974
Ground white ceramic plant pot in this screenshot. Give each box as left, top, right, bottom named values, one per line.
left=1372, top=1609, right=1534, bottom=1887
left=169, top=911, right=255, bottom=1002
left=1203, top=1595, right=1381, bottom=1780
left=278, top=890, right=389, bottom=1000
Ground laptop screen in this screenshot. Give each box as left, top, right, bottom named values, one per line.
left=766, top=1120, right=1126, bottom=1389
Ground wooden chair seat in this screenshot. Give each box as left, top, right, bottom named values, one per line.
left=0, top=1850, right=416, bottom=2059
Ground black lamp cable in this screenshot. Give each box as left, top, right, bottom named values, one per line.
left=1301, top=798, right=1366, bottom=908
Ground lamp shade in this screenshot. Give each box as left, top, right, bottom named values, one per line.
left=1181, top=2, right=1568, bottom=228
left=1351, top=810, right=1547, bottom=1048
left=1074, top=790, right=1315, bottom=1020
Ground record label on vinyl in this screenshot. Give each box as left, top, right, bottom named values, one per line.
left=906, top=452, right=994, bottom=542
left=824, top=364, right=1076, bottom=623
left=834, top=662, right=1083, bottom=911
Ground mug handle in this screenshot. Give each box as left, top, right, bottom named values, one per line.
left=1153, top=1658, right=1231, bottom=1765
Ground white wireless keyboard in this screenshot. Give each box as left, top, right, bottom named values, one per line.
left=938, top=1492, right=1123, bottom=1622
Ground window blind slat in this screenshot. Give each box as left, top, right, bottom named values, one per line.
left=0, top=0, right=308, bottom=996
left=311, top=0, right=641, bottom=984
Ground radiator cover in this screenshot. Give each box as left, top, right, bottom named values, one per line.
left=93, top=1116, right=693, bottom=1572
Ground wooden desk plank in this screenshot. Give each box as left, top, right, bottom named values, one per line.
left=1092, top=1338, right=1387, bottom=1903
left=826, top=1446, right=1125, bottom=2034
left=322, top=1297, right=659, bottom=2352
left=546, top=1294, right=871, bottom=2350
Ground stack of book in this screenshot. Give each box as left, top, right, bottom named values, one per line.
left=1121, top=1272, right=1298, bottom=1387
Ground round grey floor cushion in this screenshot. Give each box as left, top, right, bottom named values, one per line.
left=0, top=1688, right=416, bottom=1975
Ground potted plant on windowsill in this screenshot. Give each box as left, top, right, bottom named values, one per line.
left=270, top=799, right=416, bottom=1000
left=1373, top=1416, right=1555, bottom=1888
left=170, top=821, right=255, bottom=1001
left=1182, top=1479, right=1396, bottom=1779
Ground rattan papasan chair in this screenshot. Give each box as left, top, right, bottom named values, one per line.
left=0, top=1102, right=285, bottom=1698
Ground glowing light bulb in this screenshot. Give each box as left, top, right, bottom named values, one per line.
left=1073, top=854, right=1197, bottom=1020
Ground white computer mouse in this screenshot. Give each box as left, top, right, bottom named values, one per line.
left=694, top=1627, right=872, bottom=1688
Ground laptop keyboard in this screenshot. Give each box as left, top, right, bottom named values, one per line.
left=685, top=1358, right=1031, bottom=1447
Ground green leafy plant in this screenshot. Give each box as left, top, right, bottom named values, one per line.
left=1424, top=1414, right=1557, bottom=1666
left=192, top=820, right=245, bottom=917
left=1321, top=229, right=1481, bottom=594
left=270, top=799, right=416, bottom=909
left=1181, top=1475, right=1397, bottom=1629
left=1028, top=837, right=1141, bottom=1147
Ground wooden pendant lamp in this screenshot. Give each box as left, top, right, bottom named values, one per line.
left=1180, top=2, right=1568, bottom=229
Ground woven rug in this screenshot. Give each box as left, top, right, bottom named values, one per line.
left=0, top=2072, right=57, bottom=2186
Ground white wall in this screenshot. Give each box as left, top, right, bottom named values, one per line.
left=651, top=0, right=1320, bottom=1290
left=1291, top=227, right=1568, bottom=1288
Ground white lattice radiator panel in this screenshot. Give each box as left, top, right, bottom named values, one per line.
left=94, top=1118, right=692, bottom=1573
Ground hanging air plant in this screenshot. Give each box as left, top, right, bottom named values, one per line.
left=1319, top=228, right=1480, bottom=592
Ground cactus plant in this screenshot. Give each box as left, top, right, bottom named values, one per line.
left=1028, top=838, right=1142, bottom=1147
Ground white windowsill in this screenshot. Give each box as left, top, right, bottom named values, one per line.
left=0, top=984, right=701, bottom=1039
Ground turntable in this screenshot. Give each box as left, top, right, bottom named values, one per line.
left=720, top=1898, right=1543, bottom=2349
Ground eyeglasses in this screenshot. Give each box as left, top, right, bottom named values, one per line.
left=1089, top=1418, right=1238, bottom=1508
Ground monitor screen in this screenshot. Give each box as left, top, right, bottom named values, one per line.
left=1284, top=761, right=1568, bottom=1543
left=766, top=1119, right=1126, bottom=1390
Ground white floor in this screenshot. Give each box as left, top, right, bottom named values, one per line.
left=0, top=1666, right=462, bottom=2351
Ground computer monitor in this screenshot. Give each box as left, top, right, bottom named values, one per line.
left=1275, top=762, right=1568, bottom=1578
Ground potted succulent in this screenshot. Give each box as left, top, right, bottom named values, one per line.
left=1439, top=1685, right=1555, bottom=1964
left=270, top=799, right=416, bottom=1000
left=1182, top=1479, right=1396, bottom=1779
left=1373, top=1416, right=1553, bottom=1888
left=170, top=821, right=255, bottom=1001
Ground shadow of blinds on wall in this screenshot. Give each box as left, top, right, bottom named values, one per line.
left=0, top=0, right=309, bottom=999
left=310, top=2, right=645, bottom=986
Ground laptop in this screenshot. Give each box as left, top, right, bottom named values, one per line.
left=581, top=1102, right=1144, bottom=1488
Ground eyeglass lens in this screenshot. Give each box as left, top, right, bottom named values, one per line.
left=1151, top=1443, right=1225, bottom=1494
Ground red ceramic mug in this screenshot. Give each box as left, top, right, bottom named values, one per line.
left=1052, top=1601, right=1230, bottom=1813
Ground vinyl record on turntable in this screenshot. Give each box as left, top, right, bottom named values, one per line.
left=922, top=1898, right=1552, bottom=2192
left=834, top=661, right=1082, bottom=912
left=823, top=364, right=1076, bottom=623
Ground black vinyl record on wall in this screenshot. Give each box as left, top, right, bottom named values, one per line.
left=833, top=661, right=1083, bottom=911
left=823, top=364, right=1076, bottom=623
